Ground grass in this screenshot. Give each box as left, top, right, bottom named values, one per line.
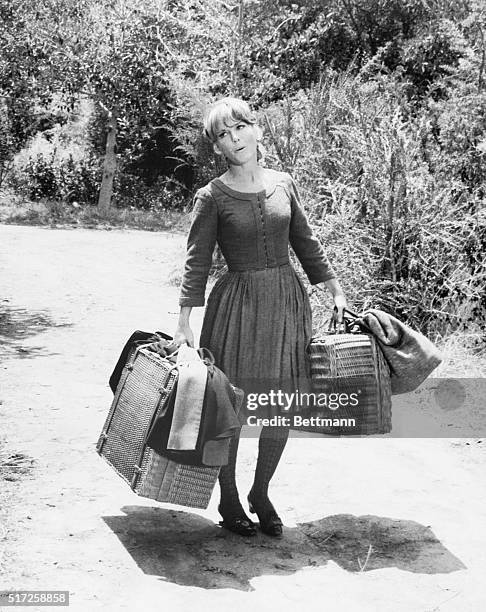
left=434, top=331, right=486, bottom=378
left=0, top=191, right=190, bottom=233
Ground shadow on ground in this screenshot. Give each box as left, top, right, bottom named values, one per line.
left=103, top=505, right=466, bottom=591
left=0, top=450, right=35, bottom=482
left=0, top=301, right=72, bottom=359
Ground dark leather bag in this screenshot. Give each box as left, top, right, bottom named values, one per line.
left=109, top=330, right=173, bottom=393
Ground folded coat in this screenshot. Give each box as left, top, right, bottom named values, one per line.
left=167, top=345, right=208, bottom=451
left=356, top=309, right=442, bottom=394
left=145, top=363, right=243, bottom=467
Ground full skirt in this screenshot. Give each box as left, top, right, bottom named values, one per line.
left=200, top=264, right=313, bottom=415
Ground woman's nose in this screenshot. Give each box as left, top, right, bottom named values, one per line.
left=230, top=130, right=239, bottom=142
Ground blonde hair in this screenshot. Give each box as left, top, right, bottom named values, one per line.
left=203, top=97, right=258, bottom=143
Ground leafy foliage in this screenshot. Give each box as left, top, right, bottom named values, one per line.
left=13, top=150, right=101, bottom=204
left=263, top=71, right=485, bottom=335
left=1, top=0, right=485, bottom=334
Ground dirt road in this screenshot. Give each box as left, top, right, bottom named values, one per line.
left=0, top=224, right=485, bottom=612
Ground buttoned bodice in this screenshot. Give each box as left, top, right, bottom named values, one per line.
left=179, top=172, right=335, bottom=307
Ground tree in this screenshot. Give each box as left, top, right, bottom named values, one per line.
left=40, top=0, right=175, bottom=211
left=0, top=0, right=66, bottom=181
left=2, top=0, right=183, bottom=210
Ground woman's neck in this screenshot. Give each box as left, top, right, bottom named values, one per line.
left=224, top=161, right=265, bottom=189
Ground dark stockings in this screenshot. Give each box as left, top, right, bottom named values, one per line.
left=251, top=426, right=289, bottom=500
left=218, top=431, right=245, bottom=518
left=218, top=426, right=289, bottom=517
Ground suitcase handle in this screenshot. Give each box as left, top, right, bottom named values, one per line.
left=126, top=341, right=179, bottom=370
left=327, top=308, right=361, bottom=334
left=126, top=342, right=215, bottom=373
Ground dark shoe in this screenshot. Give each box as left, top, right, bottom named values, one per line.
left=247, top=490, right=283, bottom=537
left=218, top=504, right=257, bottom=537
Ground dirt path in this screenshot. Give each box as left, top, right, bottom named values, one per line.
left=0, top=224, right=485, bottom=612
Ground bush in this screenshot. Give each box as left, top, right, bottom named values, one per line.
left=12, top=149, right=101, bottom=204
left=113, top=173, right=187, bottom=211
left=263, top=71, right=486, bottom=336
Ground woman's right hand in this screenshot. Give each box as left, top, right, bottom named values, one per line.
left=172, top=324, right=194, bottom=349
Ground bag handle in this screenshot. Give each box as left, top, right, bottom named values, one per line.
left=131, top=342, right=215, bottom=366
left=327, top=307, right=362, bottom=334
left=126, top=340, right=179, bottom=371
left=147, top=337, right=214, bottom=363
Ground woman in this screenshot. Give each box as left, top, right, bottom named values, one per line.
left=172, top=97, right=347, bottom=537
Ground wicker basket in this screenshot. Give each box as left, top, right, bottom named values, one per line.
left=301, top=332, right=392, bottom=435
left=97, top=346, right=219, bottom=509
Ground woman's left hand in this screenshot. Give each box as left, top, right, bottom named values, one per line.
left=319, top=278, right=348, bottom=327
left=332, top=293, right=348, bottom=325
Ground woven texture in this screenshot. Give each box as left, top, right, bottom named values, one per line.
left=136, top=451, right=219, bottom=508
left=97, top=347, right=219, bottom=509
left=304, top=333, right=392, bottom=435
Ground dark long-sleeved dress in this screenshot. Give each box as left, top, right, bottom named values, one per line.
left=179, top=172, right=336, bottom=409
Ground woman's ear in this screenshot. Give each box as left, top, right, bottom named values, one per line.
left=212, top=142, right=223, bottom=156
left=255, top=125, right=263, bottom=142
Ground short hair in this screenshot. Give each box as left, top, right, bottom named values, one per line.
left=203, top=97, right=258, bottom=142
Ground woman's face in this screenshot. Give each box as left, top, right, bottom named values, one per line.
left=212, top=119, right=259, bottom=165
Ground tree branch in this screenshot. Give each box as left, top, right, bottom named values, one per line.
left=476, top=22, right=485, bottom=91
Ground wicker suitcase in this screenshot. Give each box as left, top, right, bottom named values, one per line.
left=300, top=331, right=392, bottom=435
left=97, top=345, right=220, bottom=509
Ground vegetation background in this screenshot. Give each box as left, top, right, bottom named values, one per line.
left=1, top=0, right=485, bottom=350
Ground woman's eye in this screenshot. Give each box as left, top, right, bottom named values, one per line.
left=236, top=124, right=245, bottom=130
left=218, top=131, right=226, bottom=139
